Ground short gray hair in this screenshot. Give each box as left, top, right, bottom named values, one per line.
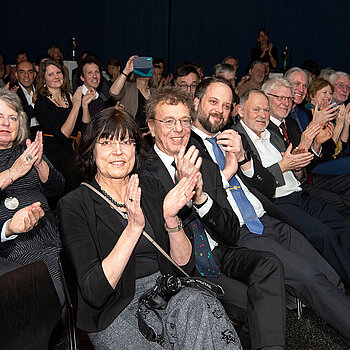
left=329, top=71, right=350, bottom=84
left=213, top=63, right=235, bottom=76
left=0, top=88, right=29, bottom=145
left=319, top=67, right=336, bottom=80
left=262, top=77, right=294, bottom=95
left=239, top=89, right=269, bottom=109
left=284, top=67, right=311, bottom=86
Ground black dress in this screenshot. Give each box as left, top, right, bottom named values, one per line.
left=35, top=94, right=84, bottom=193
left=0, top=145, right=65, bottom=304
left=251, top=46, right=278, bottom=68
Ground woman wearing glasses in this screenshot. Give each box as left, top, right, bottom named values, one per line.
left=58, top=107, right=241, bottom=350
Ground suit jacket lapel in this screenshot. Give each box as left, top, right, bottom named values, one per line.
left=145, top=148, right=175, bottom=192
left=234, top=122, right=263, bottom=163
left=267, top=122, right=287, bottom=152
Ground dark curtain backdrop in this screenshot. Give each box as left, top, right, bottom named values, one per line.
left=2, top=0, right=350, bottom=76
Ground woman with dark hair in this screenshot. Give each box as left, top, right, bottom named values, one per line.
left=0, top=88, right=65, bottom=304
left=251, top=29, right=277, bottom=69
left=58, top=107, right=241, bottom=350
left=34, top=59, right=93, bottom=195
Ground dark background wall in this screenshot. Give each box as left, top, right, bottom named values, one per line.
left=2, top=0, right=350, bottom=76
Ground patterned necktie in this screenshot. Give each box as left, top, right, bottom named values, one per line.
left=206, top=137, right=264, bottom=235
left=171, top=161, right=220, bottom=277
left=279, top=121, right=290, bottom=147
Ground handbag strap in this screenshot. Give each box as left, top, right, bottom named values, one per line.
left=81, top=182, right=190, bottom=277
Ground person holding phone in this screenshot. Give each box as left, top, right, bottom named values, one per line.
left=109, top=55, right=155, bottom=132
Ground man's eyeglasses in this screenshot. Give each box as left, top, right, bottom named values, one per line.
left=96, top=139, right=136, bottom=150
left=153, top=118, right=192, bottom=129
left=334, top=83, right=350, bottom=91
left=267, top=93, right=294, bottom=103
left=176, top=82, right=198, bottom=91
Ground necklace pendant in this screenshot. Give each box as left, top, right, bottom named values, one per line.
left=4, top=197, right=19, bottom=210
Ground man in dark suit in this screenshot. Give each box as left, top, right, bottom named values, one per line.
left=284, top=67, right=350, bottom=218
left=243, top=78, right=350, bottom=282
left=15, top=60, right=40, bottom=137
left=143, top=87, right=286, bottom=350
left=191, top=76, right=350, bottom=345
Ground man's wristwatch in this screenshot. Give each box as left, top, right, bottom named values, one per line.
left=238, top=151, right=251, bottom=166
left=164, top=218, right=183, bottom=233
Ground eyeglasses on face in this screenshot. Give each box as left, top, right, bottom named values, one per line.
left=334, top=83, right=350, bottom=91
left=96, top=139, right=136, bottom=150
left=267, top=93, right=294, bottom=103
left=176, top=82, right=198, bottom=91
left=153, top=118, right=192, bottom=129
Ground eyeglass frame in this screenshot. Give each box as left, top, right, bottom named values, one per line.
left=96, top=139, right=136, bottom=150
left=175, top=81, right=198, bottom=91
left=267, top=93, right=294, bottom=103
left=152, top=117, right=192, bottom=129
left=333, top=83, right=350, bottom=92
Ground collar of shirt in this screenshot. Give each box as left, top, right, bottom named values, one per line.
left=154, top=144, right=176, bottom=181
left=82, top=84, right=99, bottom=100
left=19, top=82, right=35, bottom=104
left=269, top=115, right=285, bottom=136
left=239, top=119, right=270, bottom=142
left=191, top=125, right=222, bottom=156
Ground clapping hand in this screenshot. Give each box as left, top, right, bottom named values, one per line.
left=5, top=202, right=44, bottom=237
left=125, top=174, right=145, bottom=232
left=163, top=171, right=199, bottom=219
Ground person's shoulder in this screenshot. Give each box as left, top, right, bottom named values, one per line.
left=59, top=181, right=95, bottom=208
left=139, top=173, right=161, bottom=189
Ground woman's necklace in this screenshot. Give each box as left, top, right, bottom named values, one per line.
left=99, top=187, right=126, bottom=208
left=49, top=93, right=69, bottom=108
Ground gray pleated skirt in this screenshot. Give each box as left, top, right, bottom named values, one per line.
left=89, top=271, right=242, bottom=350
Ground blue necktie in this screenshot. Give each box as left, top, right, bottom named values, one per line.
left=206, top=137, right=264, bottom=235
left=171, top=161, right=220, bottom=277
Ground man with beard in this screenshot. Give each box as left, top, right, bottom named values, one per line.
left=143, top=87, right=286, bottom=350
left=329, top=71, right=350, bottom=106
left=233, top=78, right=350, bottom=283
left=236, top=61, right=265, bottom=98
left=189, top=77, right=350, bottom=345
left=284, top=69, right=350, bottom=218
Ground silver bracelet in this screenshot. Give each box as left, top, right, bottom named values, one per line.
left=8, top=169, right=14, bottom=185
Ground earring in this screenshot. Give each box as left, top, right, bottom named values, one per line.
left=44, top=83, right=47, bottom=88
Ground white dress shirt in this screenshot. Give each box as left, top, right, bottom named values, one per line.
left=191, top=126, right=266, bottom=227
left=19, top=83, right=39, bottom=127
left=1, top=220, right=17, bottom=242
left=153, top=144, right=218, bottom=249
left=240, top=120, right=302, bottom=198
